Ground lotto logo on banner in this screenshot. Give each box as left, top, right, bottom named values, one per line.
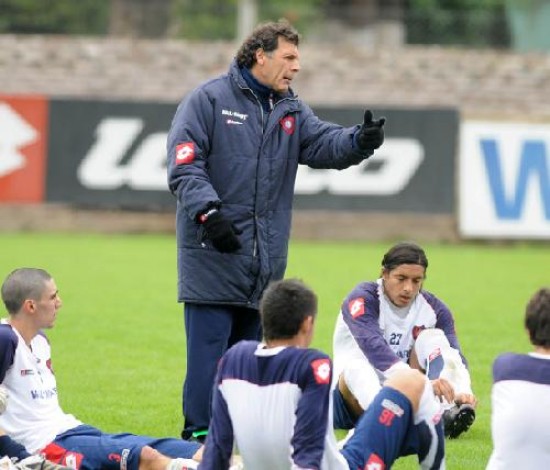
left=0, top=95, right=48, bottom=202
left=46, top=100, right=177, bottom=208
left=295, top=138, right=424, bottom=196
left=460, top=121, right=550, bottom=238
left=45, top=102, right=457, bottom=212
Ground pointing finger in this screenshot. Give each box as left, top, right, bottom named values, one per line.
left=363, top=109, right=373, bottom=125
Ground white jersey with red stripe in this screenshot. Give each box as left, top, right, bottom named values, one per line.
left=0, top=323, right=81, bottom=453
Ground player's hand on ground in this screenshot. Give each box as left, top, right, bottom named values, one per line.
left=0, top=385, right=8, bottom=414
left=355, top=109, right=386, bottom=151
left=431, top=378, right=455, bottom=404
left=455, top=392, right=478, bottom=408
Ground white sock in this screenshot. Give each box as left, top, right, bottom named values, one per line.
left=165, top=458, right=198, bottom=470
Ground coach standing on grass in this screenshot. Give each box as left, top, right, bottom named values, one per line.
left=166, top=19, right=386, bottom=443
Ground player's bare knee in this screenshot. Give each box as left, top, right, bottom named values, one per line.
left=191, top=445, right=203, bottom=461
left=140, top=446, right=161, bottom=460
left=138, top=446, right=169, bottom=470
left=385, top=369, right=425, bottom=412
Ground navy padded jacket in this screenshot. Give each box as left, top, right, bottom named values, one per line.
left=167, top=60, right=372, bottom=308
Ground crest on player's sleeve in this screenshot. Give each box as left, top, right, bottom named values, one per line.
left=348, top=297, right=365, bottom=319
left=311, top=358, right=331, bottom=384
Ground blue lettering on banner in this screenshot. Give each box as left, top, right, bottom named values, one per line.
left=481, top=139, right=550, bottom=220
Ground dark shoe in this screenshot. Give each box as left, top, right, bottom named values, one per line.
left=443, top=403, right=475, bottom=439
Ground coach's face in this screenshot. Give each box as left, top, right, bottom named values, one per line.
left=253, top=37, right=300, bottom=93
left=382, top=264, right=425, bottom=308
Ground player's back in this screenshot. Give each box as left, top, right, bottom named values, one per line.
left=216, top=341, right=347, bottom=470
left=487, top=352, right=550, bottom=469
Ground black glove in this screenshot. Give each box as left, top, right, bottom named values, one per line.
left=201, top=210, right=242, bottom=253
left=355, top=110, right=386, bottom=151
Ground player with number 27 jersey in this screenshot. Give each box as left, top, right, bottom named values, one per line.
left=332, top=243, right=476, bottom=434
left=335, top=279, right=462, bottom=379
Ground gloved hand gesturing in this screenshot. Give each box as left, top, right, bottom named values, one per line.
left=355, top=109, right=386, bottom=151
left=201, top=210, right=242, bottom=253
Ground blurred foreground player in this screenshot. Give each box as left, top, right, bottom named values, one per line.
left=487, top=287, right=550, bottom=469
left=199, top=279, right=445, bottom=469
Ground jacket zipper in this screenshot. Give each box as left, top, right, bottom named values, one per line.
left=238, top=82, right=297, bottom=259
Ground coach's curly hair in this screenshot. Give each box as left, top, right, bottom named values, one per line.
left=236, top=20, right=300, bottom=69
left=525, top=287, right=550, bottom=348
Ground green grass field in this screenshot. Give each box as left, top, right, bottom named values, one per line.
left=1, top=233, right=548, bottom=469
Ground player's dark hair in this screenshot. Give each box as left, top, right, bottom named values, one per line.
left=525, top=287, right=550, bottom=347
left=260, top=279, right=317, bottom=341
left=1, top=268, right=52, bottom=314
left=236, top=19, right=300, bottom=69
left=381, top=242, right=429, bottom=272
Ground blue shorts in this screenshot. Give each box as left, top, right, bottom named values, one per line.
left=341, top=387, right=445, bottom=469
left=41, top=424, right=201, bottom=470
left=332, top=386, right=359, bottom=430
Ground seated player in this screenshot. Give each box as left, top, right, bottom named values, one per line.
left=0, top=388, right=71, bottom=470
left=0, top=268, right=202, bottom=470
left=199, top=279, right=445, bottom=469
left=333, top=241, right=477, bottom=439
left=487, top=287, right=550, bottom=469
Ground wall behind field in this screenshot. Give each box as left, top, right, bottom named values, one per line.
left=2, top=35, right=550, bottom=241
left=2, top=34, right=550, bottom=120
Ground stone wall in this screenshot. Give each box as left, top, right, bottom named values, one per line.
left=2, top=35, right=549, bottom=240
left=2, top=34, right=550, bottom=119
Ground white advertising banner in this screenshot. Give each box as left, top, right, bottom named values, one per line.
left=460, top=121, right=550, bottom=239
